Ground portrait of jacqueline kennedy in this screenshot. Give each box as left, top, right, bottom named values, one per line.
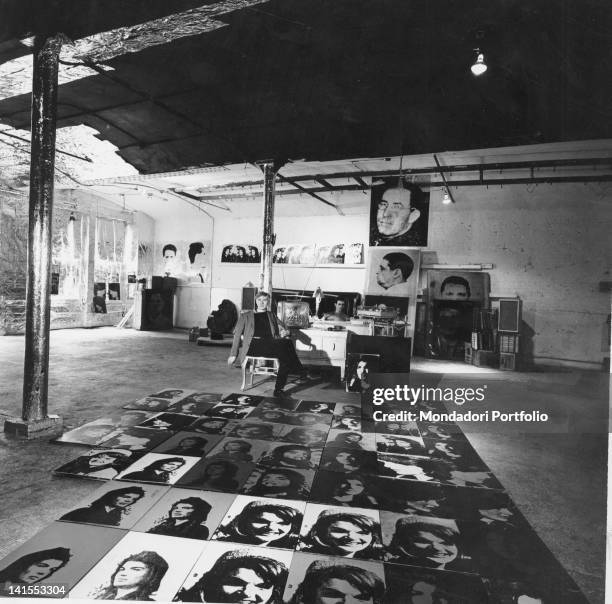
left=284, top=556, right=386, bottom=604
left=174, top=544, right=292, bottom=604
left=213, top=496, right=304, bottom=549
left=69, top=532, right=204, bottom=602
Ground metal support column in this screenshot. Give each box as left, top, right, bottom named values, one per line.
left=5, top=35, right=64, bottom=437
left=260, top=162, right=277, bottom=305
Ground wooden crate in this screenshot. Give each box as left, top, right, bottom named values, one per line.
left=499, top=352, right=517, bottom=371
left=473, top=350, right=497, bottom=367
left=499, top=333, right=519, bottom=353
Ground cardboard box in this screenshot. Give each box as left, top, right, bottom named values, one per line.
left=473, top=350, right=497, bottom=367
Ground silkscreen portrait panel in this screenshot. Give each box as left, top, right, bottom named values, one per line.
left=369, top=178, right=430, bottom=247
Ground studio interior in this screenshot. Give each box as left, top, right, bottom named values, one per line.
left=0, top=2, right=610, bottom=603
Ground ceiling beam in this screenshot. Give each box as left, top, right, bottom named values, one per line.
left=190, top=183, right=366, bottom=201
left=315, top=178, right=333, bottom=189
left=178, top=174, right=612, bottom=202
left=276, top=174, right=345, bottom=215
left=81, top=153, right=612, bottom=187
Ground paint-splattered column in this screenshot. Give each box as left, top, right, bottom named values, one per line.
left=5, top=35, right=64, bottom=437
left=260, top=162, right=277, bottom=304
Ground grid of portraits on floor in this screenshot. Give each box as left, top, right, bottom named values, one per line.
left=0, top=387, right=588, bottom=603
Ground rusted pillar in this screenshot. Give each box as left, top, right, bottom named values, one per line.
left=260, top=162, right=277, bottom=305
left=5, top=34, right=64, bottom=437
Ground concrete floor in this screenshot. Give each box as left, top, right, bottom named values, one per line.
left=0, top=327, right=607, bottom=603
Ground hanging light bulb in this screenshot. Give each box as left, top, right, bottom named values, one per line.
left=471, top=49, right=487, bottom=76
left=442, top=187, right=455, bottom=204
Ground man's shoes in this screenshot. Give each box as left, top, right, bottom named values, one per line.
left=273, top=389, right=286, bottom=398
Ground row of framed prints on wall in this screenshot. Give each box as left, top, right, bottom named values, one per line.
left=221, top=243, right=365, bottom=265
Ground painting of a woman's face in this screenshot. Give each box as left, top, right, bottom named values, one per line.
left=325, top=520, right=373, bottom=555
left=113, top=560, right=150, bottom=589
left=171, top=503, right=195, bottom=519
left=205, top=463, right=226, bottom=478
left=160, top=461, right=183, bottom=473
left=340, top=419, right=359, bottom=431
left=336, top=478, right=365, bottom=496
left=282, top=448, right=308, bottom=462
left=336, top=452, right=356, bottom=466
left=249, top=512, right=291, bottom=542
left=262, top=473, right=290, bottom=488
left=403, top=530, right=458, bottom=567
left=89, top=453, right=116, bottom=467
left=18, top=559, right=64, bottom=584
left=112, top=492, right=141, bottom=508
left=314, top=578, right=374, bottom=604
left=218, top=567, right=273, bottom=603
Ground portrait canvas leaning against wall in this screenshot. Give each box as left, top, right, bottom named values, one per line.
left=364, top=248, right=421, bottom=299
left=425, top=270, right=491, bottom=360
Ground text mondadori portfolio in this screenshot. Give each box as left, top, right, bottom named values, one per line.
left=371, top=386, right=549, bottom=422
left=373, top=409, right=549, bottom=422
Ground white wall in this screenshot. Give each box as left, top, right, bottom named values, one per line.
left=428, top=184, right=611, bottom=367
left=153, top=203, right=214, bottom=243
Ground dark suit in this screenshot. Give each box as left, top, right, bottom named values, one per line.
left=230, top=310, right=303, bottom=391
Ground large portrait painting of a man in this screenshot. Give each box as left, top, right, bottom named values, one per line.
left=365, top=248, right=421, bottom=298
left=426, top=270, right=490, bottom=359
left=369, top=178, right=429, bottom=247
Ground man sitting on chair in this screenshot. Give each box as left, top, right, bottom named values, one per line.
left=228, top=291, right=307, bottom=397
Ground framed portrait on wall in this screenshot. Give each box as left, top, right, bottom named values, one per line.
left=364, top=248, right=420, bottom=298
left=315, top=243, right=345, bottom=265
left=284, top=244, right=302, bottom=264
left=221, top=244, right=260, bottom=263
left=369, top=178, right=430, bottom=247
left=273, top=246, right=287, bottom=263
left=345, top=243, right=365, bottom=264
left=187, top=240, right=212, bottom=282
